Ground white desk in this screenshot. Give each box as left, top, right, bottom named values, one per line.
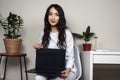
left=80, top=51, right=120, bottom=80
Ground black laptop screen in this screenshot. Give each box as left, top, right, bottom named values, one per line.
left=35, top=48, right=66, bottom=75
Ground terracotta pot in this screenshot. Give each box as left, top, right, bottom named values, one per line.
left=83, top=44, right=91, bottom=51
left=3, top=38, right=22, bottom=54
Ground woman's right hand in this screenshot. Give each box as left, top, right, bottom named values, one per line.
left=33, top=43, right=41, bottom=49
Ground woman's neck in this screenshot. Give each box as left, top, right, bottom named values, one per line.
left=51, top=26, right=58, bottom=32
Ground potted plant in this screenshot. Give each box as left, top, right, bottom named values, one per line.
left=0, top=12, right=23, bottom=54
left=82, top=26, right=95, bottom=51
left=72, top=26, right=95, bottom=51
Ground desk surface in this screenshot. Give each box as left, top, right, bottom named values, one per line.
left=0, top=53, right=26, bottom=57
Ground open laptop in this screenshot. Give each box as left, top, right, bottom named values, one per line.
left=35, top=48, right=66, bottom=77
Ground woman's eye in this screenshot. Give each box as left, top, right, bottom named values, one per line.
left=55, top=13, right=59, bottom=16
left=48, top=12, right=59, bottom=16
left=48, top=13, right=52, bottom=15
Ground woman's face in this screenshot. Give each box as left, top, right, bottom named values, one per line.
left=48, top=7, right=60, bottom=27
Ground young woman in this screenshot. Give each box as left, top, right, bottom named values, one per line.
left=33, top=4, right=77, bottom=80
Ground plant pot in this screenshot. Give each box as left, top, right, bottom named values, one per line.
left=83, top=44, right=91, bottom=51
left=3, top=38, right=22, bottom=54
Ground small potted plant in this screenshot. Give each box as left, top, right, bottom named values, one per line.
left=82, top=26, right=95, bottom=51
left=0, top=12, right=23, bottom=54
left=72, top=26, right=95, bottom=51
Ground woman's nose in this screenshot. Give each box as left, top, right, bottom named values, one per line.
left=51, top=15, right=55, bottom=19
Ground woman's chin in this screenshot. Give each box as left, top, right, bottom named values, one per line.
left=50, top=24, right=57, bottom=27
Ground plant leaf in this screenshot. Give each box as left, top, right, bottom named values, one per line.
left=88, top=33, right=95, bottom=38
left=72, top=33, right=83, bottom=39
left=86, top=26, right=90, bottom=34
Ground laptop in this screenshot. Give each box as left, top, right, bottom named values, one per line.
left=35, top=48, right=66, bottom=77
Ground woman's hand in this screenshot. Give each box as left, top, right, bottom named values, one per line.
left=33, top=43, right=41, bottom=49
left=60, top=68, right=71, bottom=79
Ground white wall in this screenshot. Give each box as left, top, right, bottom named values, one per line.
left=0, top=0, right=120, bottom=80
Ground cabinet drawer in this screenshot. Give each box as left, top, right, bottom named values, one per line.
left=93, top=55, right=120, bottom=64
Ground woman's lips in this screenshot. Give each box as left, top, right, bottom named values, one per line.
left=51, top=21, right=56, bottom=23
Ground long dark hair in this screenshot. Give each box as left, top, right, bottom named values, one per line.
left=42, top=4, right=67, bottom=48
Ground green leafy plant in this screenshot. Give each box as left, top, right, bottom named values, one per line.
left=72, top=26, right=95, bottom=43
left=0, top=12, right=23, bottom=39
left=82, top=26, right=95, bottom=43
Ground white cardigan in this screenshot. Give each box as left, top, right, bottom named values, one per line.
left=38, top=29, right=77, bottom=72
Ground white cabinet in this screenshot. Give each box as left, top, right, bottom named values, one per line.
left=81, top=51, right=120, bottom=80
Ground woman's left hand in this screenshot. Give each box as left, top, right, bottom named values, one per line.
left=60, top=68, right=71, bottom=79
